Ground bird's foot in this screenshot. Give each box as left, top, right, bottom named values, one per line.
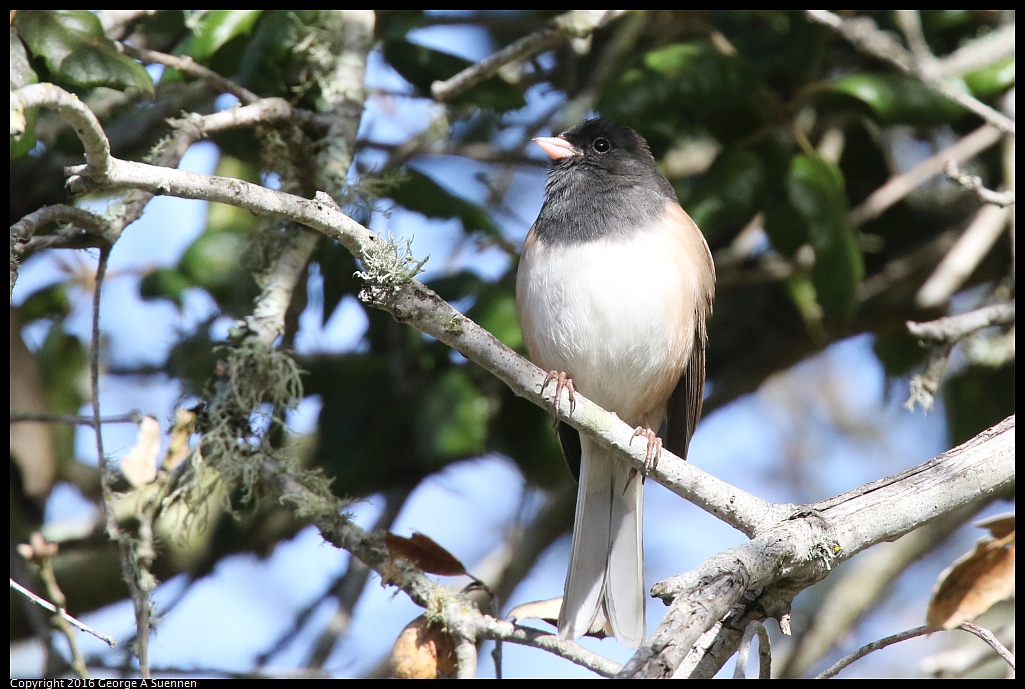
left=541, top=371, right=576, bottom=414
left=630, top=426, right=662, bottom=475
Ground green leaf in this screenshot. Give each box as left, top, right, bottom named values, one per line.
left=17, top=284, right=71, bottom=322
left=382, top=39, right=526, bottom=111
left=963, top=57, right=1015, bottom=100
left=389, top=168, right=501, bottom=237
left=37, top=325, right=86, bottom=467
left=414, top=369, right=490, bottom=460
left=872, top=324, right=927, bottom=378
left=945, top=363, right=1016, bottom=446
left=15, top=10, right=153, bottom=93
left=763, top=202, right=809, bottom=257
left=600, top=39, right=766, bottom=147
left=642, top=41, right=761, bottom=102
left=235, top=10, right=319, bottom=96
left=10, top=28, right=38, bottom=88
left=178, top=230, right=258, bottom=312
left=427, top=271, right=487, bottom=304
left=139, top=267, right=194, bottom=308
left=684, top=148, right=766, bottom=242
left=468, top=288, right=522, bottom=351
left=817, top=73, right=965, bottom=124
left=10, top=31, right=39, bottom=159
left=185, top=10, right=264, bottom=63
left=313, top=240, right=360, bottom=327
left=489, top=393, right=568, bottom=486
left=787, top=154, right=864, bottom=318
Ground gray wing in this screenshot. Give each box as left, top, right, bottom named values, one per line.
left=664, top=320, right=707, bottom=462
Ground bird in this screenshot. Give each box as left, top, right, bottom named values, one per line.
left=515, top=118, right=715, bottom=648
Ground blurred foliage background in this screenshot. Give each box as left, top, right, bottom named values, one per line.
left=10, top=10, right=1014, bottom=678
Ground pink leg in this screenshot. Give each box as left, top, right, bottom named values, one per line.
left=541, top=370, right=576, bottom=414
left=630, top=426, right=663, bottom=475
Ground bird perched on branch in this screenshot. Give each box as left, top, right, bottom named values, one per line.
left=516, top=118, right=715, bottom=647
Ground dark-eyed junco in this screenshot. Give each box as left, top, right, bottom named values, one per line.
left=516, top=118, right=715, bottom=647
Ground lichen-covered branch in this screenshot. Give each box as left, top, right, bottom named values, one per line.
left=624, top=415, right=1014, bottom=678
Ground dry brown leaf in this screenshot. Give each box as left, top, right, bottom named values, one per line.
left=10, top=309, right=56, bottom=500
left=385, top=532, right=468, bottom=577
left=976, top=513, right=1015, bottom=539
left=120, top=416, right=161, bottom=488
left=926, top=521, right=1015, bottom=631
left=390, top=614, right=458, bottom=679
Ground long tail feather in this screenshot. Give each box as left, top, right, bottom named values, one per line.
left=558, top=438, right=645, bottom=647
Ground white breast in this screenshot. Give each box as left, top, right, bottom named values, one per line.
left=517, top=220, right=705, bottom=427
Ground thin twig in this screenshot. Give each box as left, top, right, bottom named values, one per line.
left=89, top=246, right=152, bottom=678
left=10, top=84, right=112, bottom=176
left=916, top=203, right=1011, bottom=308
left=934, top=23, right=1016, bottom=79
left=806, top=10, right=1015, bottom=135
left=894, top=10, right=936, bottom=68
left=10, top=579, right=117, bottom=648
left=849, top=124, right=1002, bottom=226
left=907, top=301, right=1015, bottom=344
left=733, top=621, right=759, bottom=678
left=11, top=411, right=143, bottom=425
left=120, top=43, right=261, bottom=104
left=756, top=623, right=772, bottom=680
left=10, top=204, right=112, bottom=243
left=454, top=635, right=478, bottom=679
left=17, top=535, right=88, bottom=676
left=944, top=160, right=1016, bottom=207
left=492, top=638, right=503, bottom=680
left=431, top=10, right=628, bottom=101
left=816, top=622, right=1015, bottom=678
left=957, top=621, right=1015, bottom=671
left=732, top=620, right=772, bottom=679
left=303, top=488, right=412, bottom=668
left=816, top=626, right=930, bottom=678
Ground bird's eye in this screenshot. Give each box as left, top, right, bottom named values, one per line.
left=592, top=137, right=611, bottom=154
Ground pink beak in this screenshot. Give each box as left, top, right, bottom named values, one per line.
left=533, top=136, right=579, bottom=161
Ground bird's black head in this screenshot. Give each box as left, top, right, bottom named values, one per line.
left=532, top=118, right=677, bottom=244
left=557, top=118, right=659, bottom=174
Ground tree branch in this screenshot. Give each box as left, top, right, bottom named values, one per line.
left=9, top=578, right=116, bottom=648
left=11, top=84, right=112, bottom=177
left=431, top=10, right=629, bottom=101
left=944, top=160, right=1016, bottom=207
left=915, top=203, right=1012, bottom=308
left=13, top=76, right=1016, bottom=678
left=806, top=10, right=1015, bottom=135
left=779, top=503, right=988, bottom=677
left=10, top=411, right=143, bottom=425
left=119, top=43, right=261, bottom=104
left=816, top=622, right=1015, bottom=679
left=624, top=415, right=1014, bottom=678
left=907, top=301, right=1015, bottom=344
left=22, top=120, right=773, bottom=536
left=848, top=124, right=1003, bottom=226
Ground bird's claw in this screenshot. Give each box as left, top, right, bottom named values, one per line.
left=541, top=371, right=576, bottom=414
left=630, top=427, right=662, bottom=475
